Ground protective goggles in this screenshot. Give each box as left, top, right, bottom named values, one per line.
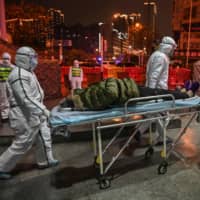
left=16, top=53, right=38, bottom=59
left=2, top=58, right=10, bottom=60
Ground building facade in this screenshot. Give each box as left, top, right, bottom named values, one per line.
left=47, top=8, right=64, bottom=44
left=173, top=0, right=200, bottom=62
left=6, top=4, right=49, bottom=47
left=111, top=13, right=144, bottom=58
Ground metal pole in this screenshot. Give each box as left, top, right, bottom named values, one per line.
left=98, top=23, right=104, bottom=74
left=51, top=38, right=54, bottom=60
left=101, top=35, right=104, bottom=68
left=152, top=3, right=157, bottom=41
left=120, top=38, right=123, bottom=54
left=186, top=0, right=193, bottom=68
left=98, top=32, right=101, bottom=53
left=144, top=1, right=153, bottom=54
left=59, top=41, right=63, bottom=64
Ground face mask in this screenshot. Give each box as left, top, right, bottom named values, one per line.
left=3, top=59, right=11, bottom=66
left=169, top=48, right=175, bottom=58
left=74, top=61, right=79, bottom=68
left=30, top=56, right=38, bottom=70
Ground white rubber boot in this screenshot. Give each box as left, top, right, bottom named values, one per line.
left=47, top=151, right=59, bottom=167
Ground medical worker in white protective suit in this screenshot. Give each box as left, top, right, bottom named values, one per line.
left=0, top=46, right=59, bottom=179
left=0, top=52, right=14, bottom=122
left=146, top=36, right=177, bottom=89
left=138, top=36, right=177, bottom=145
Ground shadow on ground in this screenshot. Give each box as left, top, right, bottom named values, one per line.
left=50, top=151, right=176, bottom=189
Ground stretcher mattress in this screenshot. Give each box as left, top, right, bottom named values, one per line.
left=50, top=96, right=200, bottom=127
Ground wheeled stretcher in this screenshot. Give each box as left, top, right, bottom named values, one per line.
left=50, top=95, right=200, bottom=189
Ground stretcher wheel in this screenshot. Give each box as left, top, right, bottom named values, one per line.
left=145, top=147, right=154, bottom=159
left=99, top=178, right=111, bottom=189
left=158, top=161, right=168, bottom=175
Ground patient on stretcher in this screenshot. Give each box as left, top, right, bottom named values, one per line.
left=177, top=80, right=200, bottom=96
left=61, top=78, right=194, bottom=111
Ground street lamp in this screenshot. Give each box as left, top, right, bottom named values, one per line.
left=144, top=1, right=157, bottom=41
left=98, top=22, right=104, bottom=74
left=58, top=42, right=63, bottom=64
left=113, top=13, right=121, bottom=19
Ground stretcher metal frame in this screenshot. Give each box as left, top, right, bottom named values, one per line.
left=51, top=94, right=200, bottom=189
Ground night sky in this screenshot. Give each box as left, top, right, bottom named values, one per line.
left=6, top=0, right=173, bottom=36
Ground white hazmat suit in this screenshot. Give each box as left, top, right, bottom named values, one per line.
left=139, top=36, right=177, bottom=143
left=0, top=47, right=58, bottom=179
left=145, top=36, right=177, bottom=90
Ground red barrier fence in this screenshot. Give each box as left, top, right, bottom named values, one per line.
left=61, top=66, right=191, bottom=96
left=168, top=67, right=191, bottom=89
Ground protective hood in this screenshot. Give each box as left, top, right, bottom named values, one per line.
left=158, top=36, right=177, bottom=57
left=15, top=46, right=38, bottom=71
left=2, top=52, right=11, bottom=66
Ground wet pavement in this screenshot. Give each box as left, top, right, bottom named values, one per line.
left=0, top=99, right=200, bottom=200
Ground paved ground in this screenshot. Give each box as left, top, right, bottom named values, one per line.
left=0, top=99, right=200, bottom=200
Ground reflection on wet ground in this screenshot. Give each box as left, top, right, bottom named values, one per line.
left=1, top=115, right=200, bottom=200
